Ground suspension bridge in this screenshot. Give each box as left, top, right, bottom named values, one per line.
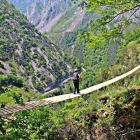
left=0, top=65, right=140, bottom=116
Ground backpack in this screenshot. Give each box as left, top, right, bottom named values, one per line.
left=73, top=72, right=79, bottom=81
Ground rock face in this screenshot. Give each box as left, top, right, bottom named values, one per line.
left=8, top=0, right=91, bottom=32
left=24, top=0, right=75, bottom=33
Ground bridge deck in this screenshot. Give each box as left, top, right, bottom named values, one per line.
left=0, top=65, right=140, bottom=116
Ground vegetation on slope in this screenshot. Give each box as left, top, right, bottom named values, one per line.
left=0, top=0, right=69, bottom=93
left=96, top=27, right=140, bottom=85
left=1, top=86, right=140, bottom=139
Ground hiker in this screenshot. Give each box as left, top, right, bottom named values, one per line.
left=73, top=68, right=82, bottom=94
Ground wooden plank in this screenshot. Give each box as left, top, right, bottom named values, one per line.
left=13, top=104, right=27, bottom=111
left=0, top=110, right=4, bottom=116
left=26, top=100, right=36, bottom=105
left=25, top=102, right=40, bottom=110
left=21, top=104, right=33, bottom=110
left=1, top=108, right=13, bottom=114
left=4, top=106, right=17, bottom=114
left=34, top=100, right=46, bottom=106
left=26, top=104, right=34, bottom=109
left=25, top=103, right=36, bottom=109
left=33, top=101, right=43, bottom=108
left=0, top=112, right=4, bottom=116
left=37, top=100, right=49, bottom=107
left=25, top=102, right=40, bottom=108
left=24, top=104, right=34, bottom=110
left=0, top=108, right=12, bottom=115
left=25, top=102, right=40, bottom=109
left=25, top=104, right=38, bottom=110
left=41, top=99, right=54, bottom=106
left=40, top=100, right=50, bottom=107
left=25, top=101, right=37, bottom=106
left=34, top=100, right=44, bottom=107
left=38, top=100, right=48, bottom=106
left=43, top=93, right=80, bottom=103
left=6, top=106, right=20, bottom=113
left=11, top=105, right=25, bottom=112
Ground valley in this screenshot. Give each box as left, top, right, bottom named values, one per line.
left=1, top=0, right=140, bottom=139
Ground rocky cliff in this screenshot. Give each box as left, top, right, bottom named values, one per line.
left=25, top=0, right=74, bottom=33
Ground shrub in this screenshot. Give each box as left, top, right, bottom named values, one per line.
left=0, top=70, right=4, bottom=74
left=0, top=74, right=23, bottom=87
left=0, top=61, right=4, bottom=68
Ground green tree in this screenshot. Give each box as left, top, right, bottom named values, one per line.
left=74, top=0, right=140, bottom=48
left=0, top=61, right=4, bottom=68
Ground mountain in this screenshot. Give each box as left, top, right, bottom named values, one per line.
left=0, top=0, right=70, bottom=92
left=7, top=0, right=80, bottom=33
left=7, top=0, right=93, bottom=42
left=6, top=0, right=40, bottom=13
left=46, top=4, right=94, bottom=44
left=25, top=0, right=74, bottom=33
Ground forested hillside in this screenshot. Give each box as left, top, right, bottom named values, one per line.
left=0, top=0, right=69, bottom=97
left=1, top=0, right=140, bottom=139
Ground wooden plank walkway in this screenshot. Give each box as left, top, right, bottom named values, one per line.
left=0, top=65, right=140, bottom=116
